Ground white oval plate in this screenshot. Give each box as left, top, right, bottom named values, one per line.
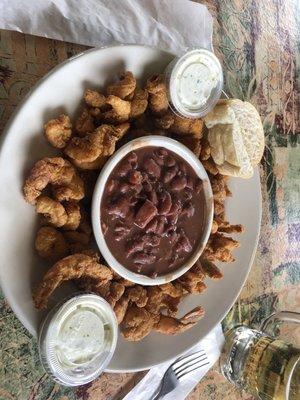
left=0, top=45, right=261, bottom=372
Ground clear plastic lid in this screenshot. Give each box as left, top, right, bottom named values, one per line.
left=38, top=294, right=118, bottom=386
left=165, top=48, right=223, bottom=119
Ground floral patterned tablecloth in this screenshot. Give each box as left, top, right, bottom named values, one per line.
left=0, top=1, right=299, bottom=399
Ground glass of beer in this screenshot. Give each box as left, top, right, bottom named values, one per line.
left=220, top=311, right=300, bottom=400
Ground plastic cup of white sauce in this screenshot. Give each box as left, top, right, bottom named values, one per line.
left=38, top=294, right=118, bottom=386
left=165, top=48, right=223, bottom=118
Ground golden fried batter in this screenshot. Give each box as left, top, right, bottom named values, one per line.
left=75, top=108, right=95, bottom=136
left=103, top=95, right=131, bottom=123
left=36, top=196, right=68, bottom=227
left=154, top=306, right=205, bottom=335
left=114, top=122, right=130, bottom=139
left=44, top=114, right=72, bottom=149
left=146, top=74, right=169, bottom=114
left=64, top=230, right=90, bottom=253
left=23, top=157, right=75, bottom=205
left=130, top=88, right=148, bottom=119
left=127, top=285, right=148, bottom=307
left=64, top=124, right=120, bottom=164
left=35, top=226, right=68, bottom=260
left=114, top=296, right=130, bottom=324
left=63, top=202, right=81, bottom=230
left=84, top=89, right=106, bottom=108
left=202, top=158, right=219, bottom=175
left=169, top=115, right=203, bottom=139
left=177, top=270, right=207, bottom=294
left=200, top=259, right=223, bottom=280
left=107, top=71, right=136, bottom=99
left=200, top=137, right=211, bottom=161
left=173, top=134, right=201, bottom=157
left=154, top=111, right=175, bottom=129
left=121, top=306, right=159, bottom=341
left=33, top=253, right=113, bottom=309
left=52, top=174, right=85, bottom=202
left=72, top=157, right=107, bottom=170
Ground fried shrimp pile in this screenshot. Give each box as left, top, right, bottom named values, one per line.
left=24, top=70, right=244, bottom=341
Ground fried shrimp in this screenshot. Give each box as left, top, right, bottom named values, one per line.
left=103, top=95, right=131, bottom=123
left=36, top=196, right=68, bottom=227
left=146, top=74, right=169, bottom=114
left=200, top=259, right=223, bottom=280
left=107, top=71, right=136, bottom=99
left=154, top=306, right=205, bottom=335
left=169, top=114, right=203, bottom=139
left=35, top=226, right=68, bottom=260
left=52, top=174, right=85, bottom=202
left=64, top=230, right=90, bottom=253
left=130, top=88, right=148, bottom=119
left=23, top=157, right=75, bottom=205
left=127, top=285, right=148, bottom=307
left=121, top=306, right=159, bottom=341
left=84, top=89, right=106, bottom=108
left=114, top=296, right=130, bottom=324
left=33, top=253, right=113, bottom=309
left=63, top=202, right=81, bottom=230
left=44, top=114, right=72, bottom=149
left=75, top=108, right=95, bottom=136
left=64, top=125, right=120, bottom=163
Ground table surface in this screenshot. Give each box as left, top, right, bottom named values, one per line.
left=0, top=1, right=299, bottom=399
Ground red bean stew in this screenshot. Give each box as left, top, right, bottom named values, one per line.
left=101, top=146, right=206, bottom=277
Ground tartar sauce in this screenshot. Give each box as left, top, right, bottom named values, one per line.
left=56, top=306, right=105, bottom=365
left=166, top=49, right=223, bottom=118
left=38, top=294, right=117, bottom=386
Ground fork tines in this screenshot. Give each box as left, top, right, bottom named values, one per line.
left=172, top=350, right=210, bottom=379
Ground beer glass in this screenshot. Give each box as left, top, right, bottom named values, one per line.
left=220, top=311, right=300, bottom=399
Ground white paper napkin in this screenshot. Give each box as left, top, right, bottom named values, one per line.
left=0, top=0, right=213, bottom=55
left=123, top=324, right=224, bottom=400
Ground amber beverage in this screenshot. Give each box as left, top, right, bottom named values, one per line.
left=221, top=312, right=300, bottom=400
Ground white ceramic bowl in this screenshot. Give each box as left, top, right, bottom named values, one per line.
left=91, top=136, right=214, bottom=285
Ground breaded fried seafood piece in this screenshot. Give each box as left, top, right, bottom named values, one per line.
left=36, top=196, right=68, bottom=227
left=75, top=108, right=95, bottom=136
left=154, top=306, right=205, bottom=335
left=35, top=226, right=68, bottom=260
left=23, top=157, right=75, bottom=205
left=130, top=88, right=148, bottom=119
left=33, top=253, right=113, bottom=309
left=44, top=114, right=72, bottom=149
left=103, top=95, right=131, bottom=123
left=52, top=174, right=85, bottom=202
left=121, top=306, right=160, bottom=341
left=84, top=89, right=106, bottom=108
left=107, top=71, right=136, bottom=100
left=64, top=125, right=120, bottom=163
left=146, top=74, right=169, bottom=114
left=63, top=202, right=81, bottom=230
left=64, top=230, right=90, bottom=253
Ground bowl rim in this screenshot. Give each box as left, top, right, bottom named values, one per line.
left=91, top=135, right=214, bottom=285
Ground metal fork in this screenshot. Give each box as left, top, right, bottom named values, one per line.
left=149, top=350, right=209, bottom=400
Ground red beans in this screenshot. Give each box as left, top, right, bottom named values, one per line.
left=158, top=191, right=172, bottom=215
left=134, top=199, right=158, bottom=229
left=162, top=166, right=178, bottom=183
left=107, top=196, right=130, bottom=218
left=170, top=176, right=187, bottom=191
left=101, top=146, right=204, bottom=277
left=144, top=158, right=161, bottom=178
left=128, top=170, right=142, bottom=185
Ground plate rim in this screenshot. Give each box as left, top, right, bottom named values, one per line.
left=0, top=44, right=262, bottom=373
